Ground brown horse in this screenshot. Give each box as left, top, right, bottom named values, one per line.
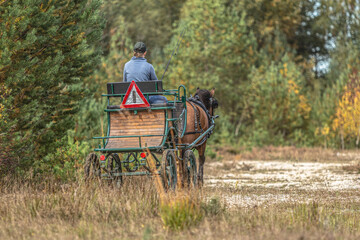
left=181, top=88, right=218, bottom=185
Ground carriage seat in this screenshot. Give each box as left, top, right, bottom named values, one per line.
left=107, top=102, right=173, bottom=109
left=107, top=80, right=164, bottom=95
left=148, top=102, right=173, bottom=107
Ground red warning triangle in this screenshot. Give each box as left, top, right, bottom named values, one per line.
left=120, top=81, right=150, bottom=108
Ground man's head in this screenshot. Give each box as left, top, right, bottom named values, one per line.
left=133, top=42, right=147, bottom=57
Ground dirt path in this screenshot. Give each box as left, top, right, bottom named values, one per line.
left=205, top=160, right=360, bottom=207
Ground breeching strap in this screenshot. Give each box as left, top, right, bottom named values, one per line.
left=185, top=101, right=203, bottom=135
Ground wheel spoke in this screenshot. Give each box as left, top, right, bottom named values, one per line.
left=161, top=150, right=177, bottom=190
left=106, top=153, right=123, bottom=187
left=183, top=150, right=197, bottom=188
left=84, top=153, right=100, bottom=181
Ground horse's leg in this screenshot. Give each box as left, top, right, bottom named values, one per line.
left=197, top=144, right=206, bottom=187
left=180, top=149, right=186, bottom=187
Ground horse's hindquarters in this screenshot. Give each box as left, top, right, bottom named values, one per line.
left=181, top=102, right=209, bottom=144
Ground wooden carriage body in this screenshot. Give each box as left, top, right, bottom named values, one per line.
left=106, top=109, right=168, bottom=149
left=94, top=81, right=187, bottom=153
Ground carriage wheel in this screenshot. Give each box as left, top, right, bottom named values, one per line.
left=107, top=153, right=123, bottom=187
left=123, top=152, right=139, bottom=172
left=84, top=152, right=101, bottom=181
left=183, top=150, right=197, bottom=188
left=161, top=150, right=177, bottom=190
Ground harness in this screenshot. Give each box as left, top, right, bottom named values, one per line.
left=185, top=100, right=203, bottom=135
left=184, top=95, right=214, bottom=147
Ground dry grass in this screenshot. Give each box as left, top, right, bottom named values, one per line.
left=0, top=147, right=359, bottom=239
left=343, top=161, right=360, bottom=173
left=211, top=145, right=360, bottom=162
left=0, top=176, right=165, bottom=239
left=0, top=177, right=359, bottom=239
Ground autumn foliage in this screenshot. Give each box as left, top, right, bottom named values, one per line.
left=3, top=0, right=360, bottom=174
left=333, top=67, right=360, bottom=148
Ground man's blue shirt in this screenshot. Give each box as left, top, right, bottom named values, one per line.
left=123, top=57, right=158, bottom=82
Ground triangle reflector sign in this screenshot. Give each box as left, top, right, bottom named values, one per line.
left=120, top=81, right=150, bottom=108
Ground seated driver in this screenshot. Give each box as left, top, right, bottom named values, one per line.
left=123, top=42, right=167, bottom=104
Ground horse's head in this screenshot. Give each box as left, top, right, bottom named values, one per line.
left=194, top=87, right=218, bottom=116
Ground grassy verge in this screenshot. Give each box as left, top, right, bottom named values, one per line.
left=0, top=176, right=359, bottom=239
left=0, top=146, right=359, bottom=239
left=208, top=145, right=360, bottom=162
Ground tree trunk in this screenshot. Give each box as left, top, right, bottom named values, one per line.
left=235, top=107, right=247, bottom=137
left=356, top=127, right=360, bottom=149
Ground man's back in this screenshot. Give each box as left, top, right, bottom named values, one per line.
left=123, top=57, right=158, bottom=82
left=123, top=41, right=167, bottom=104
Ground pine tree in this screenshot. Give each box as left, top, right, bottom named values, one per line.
left=236, top=0, right=302, bottom=51
left=0, top=0, right=105, bottom=168
left=246, top=55, right=311, bottom=145
left=101, top=0, right=185, bottom=61
left=74, top=15, right=133, bottom=143
left=166, top=0, right=258, bottom=131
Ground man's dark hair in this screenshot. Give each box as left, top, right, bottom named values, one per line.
left=133, top=42, right=146, bottom=53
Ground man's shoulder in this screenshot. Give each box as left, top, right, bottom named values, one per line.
left=124, top=60, right=132, bottom=68
left=134, top=59, right=153, bottom=68
left=146, top=62, right=154, bottom=68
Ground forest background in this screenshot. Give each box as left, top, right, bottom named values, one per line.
left=1, top=0, right=360, bottom=177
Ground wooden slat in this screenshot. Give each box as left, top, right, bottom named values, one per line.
left=110, top=111, right=164, bottom=118
left=111, top=122, right=164, bottom=127
left=107, top=138, right=162, bottom=143
left=111, top=119, right=163, bottom=124
left=105, top=109, right=166, bottom=149
left=110, top=130, right=164, bottom=135
left=111, top=125, right=163, bottom=130
left=111, top=121, right=164, bottom=126
left=110, top=127, right=164, bottom=133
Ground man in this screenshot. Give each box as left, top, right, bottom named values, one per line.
left=123, top=42, right=167, bottom=104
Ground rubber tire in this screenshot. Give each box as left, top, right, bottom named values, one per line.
left=161, top=150, right=177, bottom=190
left=183, top=150, right=197, bottom=188
left=107, top=153, right=123, bottom=187
left=84, top=152, right=101, bottom=181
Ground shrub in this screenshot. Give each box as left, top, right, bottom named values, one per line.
left=201, top=197, right=226, bottom=217
left=159, top=194, right=203, bottom=231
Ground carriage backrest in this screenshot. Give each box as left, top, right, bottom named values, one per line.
left=107, top=81, right=164, bottom=95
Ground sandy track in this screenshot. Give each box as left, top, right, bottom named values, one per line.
left=205, top=160, right=360, bottom=207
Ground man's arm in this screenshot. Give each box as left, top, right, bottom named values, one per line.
left=123, top=70, right=127, bottom=82
left=123, top=65, right=127, bottom=82
left=150, top=65, right=158, bottom=80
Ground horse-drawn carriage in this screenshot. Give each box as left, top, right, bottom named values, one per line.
left=84, top=80, right=218, bottom=189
